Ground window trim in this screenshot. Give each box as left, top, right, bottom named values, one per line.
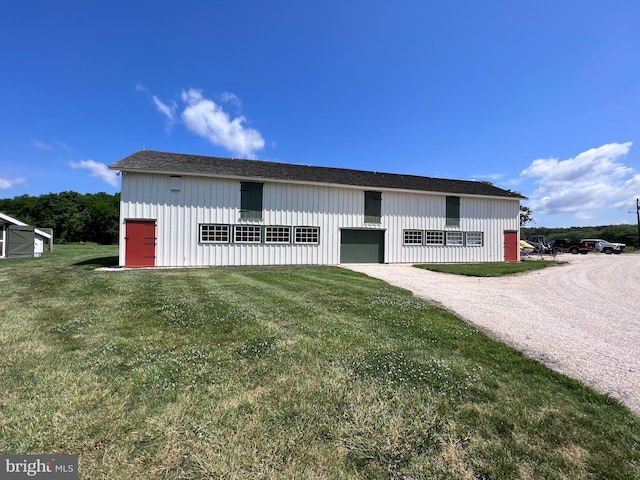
left=294, top=226, right=320, bottom=244
left=445, top=231, right=464, bottom=246
left=233, top=224, right=262, bottom=243
left=465, top=231, right=484, bottom=247
left=264, top=225, right=292, bottom=244
left=425, top=230, right=445, bottom=246
left=199, top=223, right=231, bottom=244
left=403, top=229, right=423, bottom=246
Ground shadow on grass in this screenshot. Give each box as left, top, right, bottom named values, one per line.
left=73, top=256, right=119, bottom=268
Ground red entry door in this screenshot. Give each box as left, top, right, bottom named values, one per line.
left=504, top=231, right=518, bottom=262
left=125, top=220, right=156, bottom=267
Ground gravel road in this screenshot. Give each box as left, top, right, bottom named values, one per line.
left=344, top=253, right=640, bottom=416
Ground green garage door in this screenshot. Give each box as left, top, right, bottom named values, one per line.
left=340, top=229, right=385, bottom=263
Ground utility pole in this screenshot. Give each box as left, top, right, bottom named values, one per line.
left=637, top=198, right=640, bottom=250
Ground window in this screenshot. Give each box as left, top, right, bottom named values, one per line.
left=200, top=224, right=230, bottom=243
left=445, top=196, right=460, bottom=226
left=466, top=232, right=483, bottom=246
left=403, top=229, right=423, bottom=245
left=425, top=230, right=444, bottom=245
left=446, top=231, right=464, bottom=246
left=265, top=226, right=291, bottom=244
left=234, top=225, right=262, bottom=243
left=0, top=225, right=4, bottom=258
left=364, top=191, right=382, bottom=224
left=240, top=182, right=263, bottom=219
left=294, top=226, right=320, bottom=244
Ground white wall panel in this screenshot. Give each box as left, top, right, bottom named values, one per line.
left=119, top=172, right=521, bottom=267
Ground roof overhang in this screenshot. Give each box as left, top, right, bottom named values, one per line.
left=0, top=212, right=28, bottom=226
left=113, top=166, right=525, bottom=202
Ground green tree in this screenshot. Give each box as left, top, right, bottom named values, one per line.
left=519, top=204, right=533, bottom=227
left=0, top=191, right=120, bottom=244
left=83, top=192, right=120, bottom=244
left=600, top=224, right=637, bottom=247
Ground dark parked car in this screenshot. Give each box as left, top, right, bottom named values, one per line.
left=548, top=238, right=590, bottom=254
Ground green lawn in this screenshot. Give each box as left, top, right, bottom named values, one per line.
left=415, top=260, right=565, bottom=277
left=1, top=245, right=638, bottom=479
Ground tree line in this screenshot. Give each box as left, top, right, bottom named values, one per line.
left=1, top=191, right=638, bottom=248
left=0, top=192, right=120, bottom=245
left=522, top=224, right=639, bottom=248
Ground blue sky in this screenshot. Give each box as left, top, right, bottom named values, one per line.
left=1, top=1, right=640, bottom=228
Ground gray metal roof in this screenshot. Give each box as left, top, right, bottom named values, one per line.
left=110, top=150, right=524, bottom=199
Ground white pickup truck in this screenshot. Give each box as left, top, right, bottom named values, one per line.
left=581, top=238, right=626, bottom=254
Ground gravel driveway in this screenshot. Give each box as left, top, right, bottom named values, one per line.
left=344, top=253, right=640, bottom=416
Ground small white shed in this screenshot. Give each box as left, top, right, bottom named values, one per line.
left=0, top=212, right=53, bottom=259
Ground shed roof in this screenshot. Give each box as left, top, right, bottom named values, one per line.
left=0, top=211, right=28, bottom=226
left=110, top=150, right=524, bottom=199
left=0, top=212, right=52, bottom=239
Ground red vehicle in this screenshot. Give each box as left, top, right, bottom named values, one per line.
left=548, top=238, right=590, bottom=254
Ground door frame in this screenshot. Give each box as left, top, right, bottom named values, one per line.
left=0, top=224, right=5, bottom=258
left=125, top=219, right=157, bottom=267
left=339, top=228, right=386, bottom=264
left=504, top=230, right=519, bottom=262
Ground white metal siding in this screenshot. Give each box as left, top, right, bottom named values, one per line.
left=119, top=172, right=520, bottom=267
left=34, top=235, right=44, bottom=257
left=383, top=192, right=519, bottom=263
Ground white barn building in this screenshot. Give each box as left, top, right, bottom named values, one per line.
left=109, top=150, right=524, bottom=268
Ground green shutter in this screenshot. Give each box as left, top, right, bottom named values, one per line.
left=240, top=182, right=263, bottom=219
left=364, top=191, right=382, bottom=223
left=445, top=196, right=460, bottom=226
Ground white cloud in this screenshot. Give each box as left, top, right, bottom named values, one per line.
left=0, top=177, right=26, bottom=189
left=220, top=91, right=242, bottom=108
left=34, top=140, right=53, bottom=151
left=136, top=85, right=176, bottom=128
left=69, top=160, right=119, bottom=187
left=522, top=143, right=633, bottom=183
left=472, top=173, right=507, bottom=182
left=34, top=140, right=71, bottom=152
left=520, top=142, right=640, bottom=219
left=181, top=89, right=265, bottom=158
left=152, top=95, right=177, bottom=125
left=138, top=85, right=266, bottom=158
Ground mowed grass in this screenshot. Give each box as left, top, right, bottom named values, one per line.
left=415, top=260, right=565, bottom=277
left=1, top=246, right=638, bottom=479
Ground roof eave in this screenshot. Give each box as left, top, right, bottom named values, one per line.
left=113, top=166, right=523, bottom=200
left=0, top=212, right=28, bottom=226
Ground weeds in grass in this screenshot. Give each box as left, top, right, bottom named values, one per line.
left=0, top=245, right=638, bottom=479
